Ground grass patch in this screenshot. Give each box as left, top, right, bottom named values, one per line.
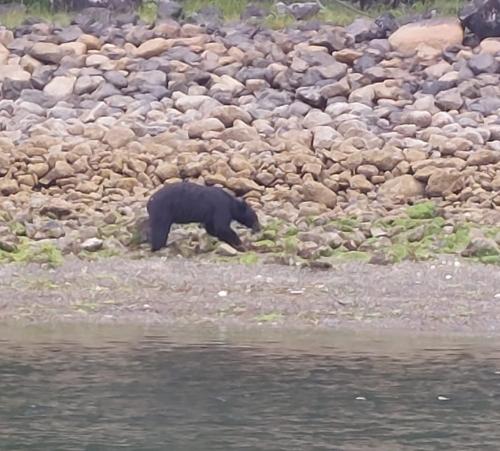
left=0, top=5, right=72, bottom=28
left=0, top=239, right=63, bottom=268
left=183, top=0, right=250, bottom=20
left=138, top=0, right=158, bottom=24
left=255, top=312, right=283, bottom=323
left=79, top=248, right=122, bottom=261
left=239, top=252, right=259, bottom=265
left=441, top=225, right=471, bottom=254
left=330, top=249, right=371, bottom=262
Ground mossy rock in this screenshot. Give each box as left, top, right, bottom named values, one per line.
left=406, top=201, right=438, bottom=220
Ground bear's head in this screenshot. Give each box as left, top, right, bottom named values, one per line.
left=234, top=199, right=260, bottom=233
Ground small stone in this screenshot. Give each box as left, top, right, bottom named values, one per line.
left=155, top=162, right=179, bottom=182
left=43, top=75, right=76, bottom=99
left=81, top=237, right=104, bottom=252
left=136, top=38, right=172, bottom=58
left=187, top=118, right=225, bottom=138
left=217, top=243, right=239, bottom=256
left=104, top=126, right=135, bottom=149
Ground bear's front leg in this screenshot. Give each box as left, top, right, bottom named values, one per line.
left=150, top=215, right=172, bottom=252
left=206, top=220, right=244, bottom=251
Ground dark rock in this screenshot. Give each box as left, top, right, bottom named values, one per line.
left=1, top=77, right=32, bottom=100
left=296, top=86, right=326, bottom=108
left=275, top=1, right=321, bottom=20
left=165, top=47, right=202, bottom=64
left=240, top=4, right=267, bottom=21
left=91, top=83, right=122, bottom=101
left=310, top=27, right=350, bottom=51
left=435, top=88, right=464, bottom=110
left=257, top=89, right=294, bottom=109
left=459, top=0, right=500, bottom=40
left=469, top=96, right=500, bottom=114
left=72, top=7, right=112, bottom=35
left=186, top=5, right=223, bottom=31
left=54, top=25, right=83, bottom=43
left=421, top=80, right=456, bottom=95
left=19, top=89, right=58, bottom=108
left=468, top=53, right=498, bottom=74
left=157, top=0, right=183, bottom=20
left=7, top=37, right=30, bottom=55
left=31, top=66, right=57, bottom=90
left=346, top=13, right=398, bottom=43
left=63, top=0, right=141, bottom=12
left=104, top=71, right=128, bottom=88
left=353, top=53, right=380, bottom=72
left=115, top=12, right=139, bottom=26
left=125, top=26, right=154, bottom=46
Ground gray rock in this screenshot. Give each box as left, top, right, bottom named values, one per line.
left=435, top=88, right=464, bottom=111
left=73, top=7, right=112, bottom=35
left=104, top=71, right=128, bottom=88
left=296, top=86, right=325, bottom=108
left=31, top=65, right=57, bottom=89
left=468, top=53, right=498, bottom=74
left=74, top=75, right=104, bottom=95
left=157, top=0, right=182, bottom=20
left=91, top=83, right=122, bottom=101
left=54, top=25, right=84, bottom=44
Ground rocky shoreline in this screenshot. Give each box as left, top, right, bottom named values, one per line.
left=0, top=13, right=499, bottom=267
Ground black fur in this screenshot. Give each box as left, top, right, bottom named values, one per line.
left=146, top=182, right=260, bottom=252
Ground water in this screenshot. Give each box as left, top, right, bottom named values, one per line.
left=1, top=325, right=500, bottom=450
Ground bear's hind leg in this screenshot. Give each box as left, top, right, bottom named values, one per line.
left=150, top=215, right=172, bottom=252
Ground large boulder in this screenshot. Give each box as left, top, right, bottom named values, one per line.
left=388, top=18, right=464, bottom=54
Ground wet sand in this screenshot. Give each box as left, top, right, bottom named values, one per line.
left=0, top=255, right=499, bottom=336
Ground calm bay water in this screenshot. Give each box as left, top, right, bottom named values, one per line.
left=1, top=325, right=500, bottom=450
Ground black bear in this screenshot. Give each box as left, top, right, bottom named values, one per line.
left=146, top=181, right=261, bottom=252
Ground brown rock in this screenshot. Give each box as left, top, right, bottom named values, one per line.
left=155, top=162, right=178, bottom=182
left=388, top=18, right=463, bottom=54
left=187, top=118, right=225, bottom=138
left=78, top=34, right=101, bottom=50
left=115, top=178, right=139, bottom=191
left=0, top=179, right=19, bottom=195
left=220, top=126, right=259, bottom=142
left=377, top=175, right=424, bottom=202
left=302, top=179, right=337, bottom=208
left=41, top=160, right=75, bottom=183
left=211, top=105, right=252, bottom=127
left=362, top=147, right=404, bottom=171
left=229, top=155, right=254, bottom=173
left=426, top=168, right=464, bottom=197
left=467, top=150, right=500, bottom=166
left=135, top=38, right=172, bottom=58
left=40, top=198, right=73, bottom=218
left=350, top=174, right=373, bottom=193
left=225, top=177, right=263, bottom=193
left=104, top=126, right=136, bottom=149
left=479, top=37, right=500, bottom=55
left=30, top=42, right=65, bottom=64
